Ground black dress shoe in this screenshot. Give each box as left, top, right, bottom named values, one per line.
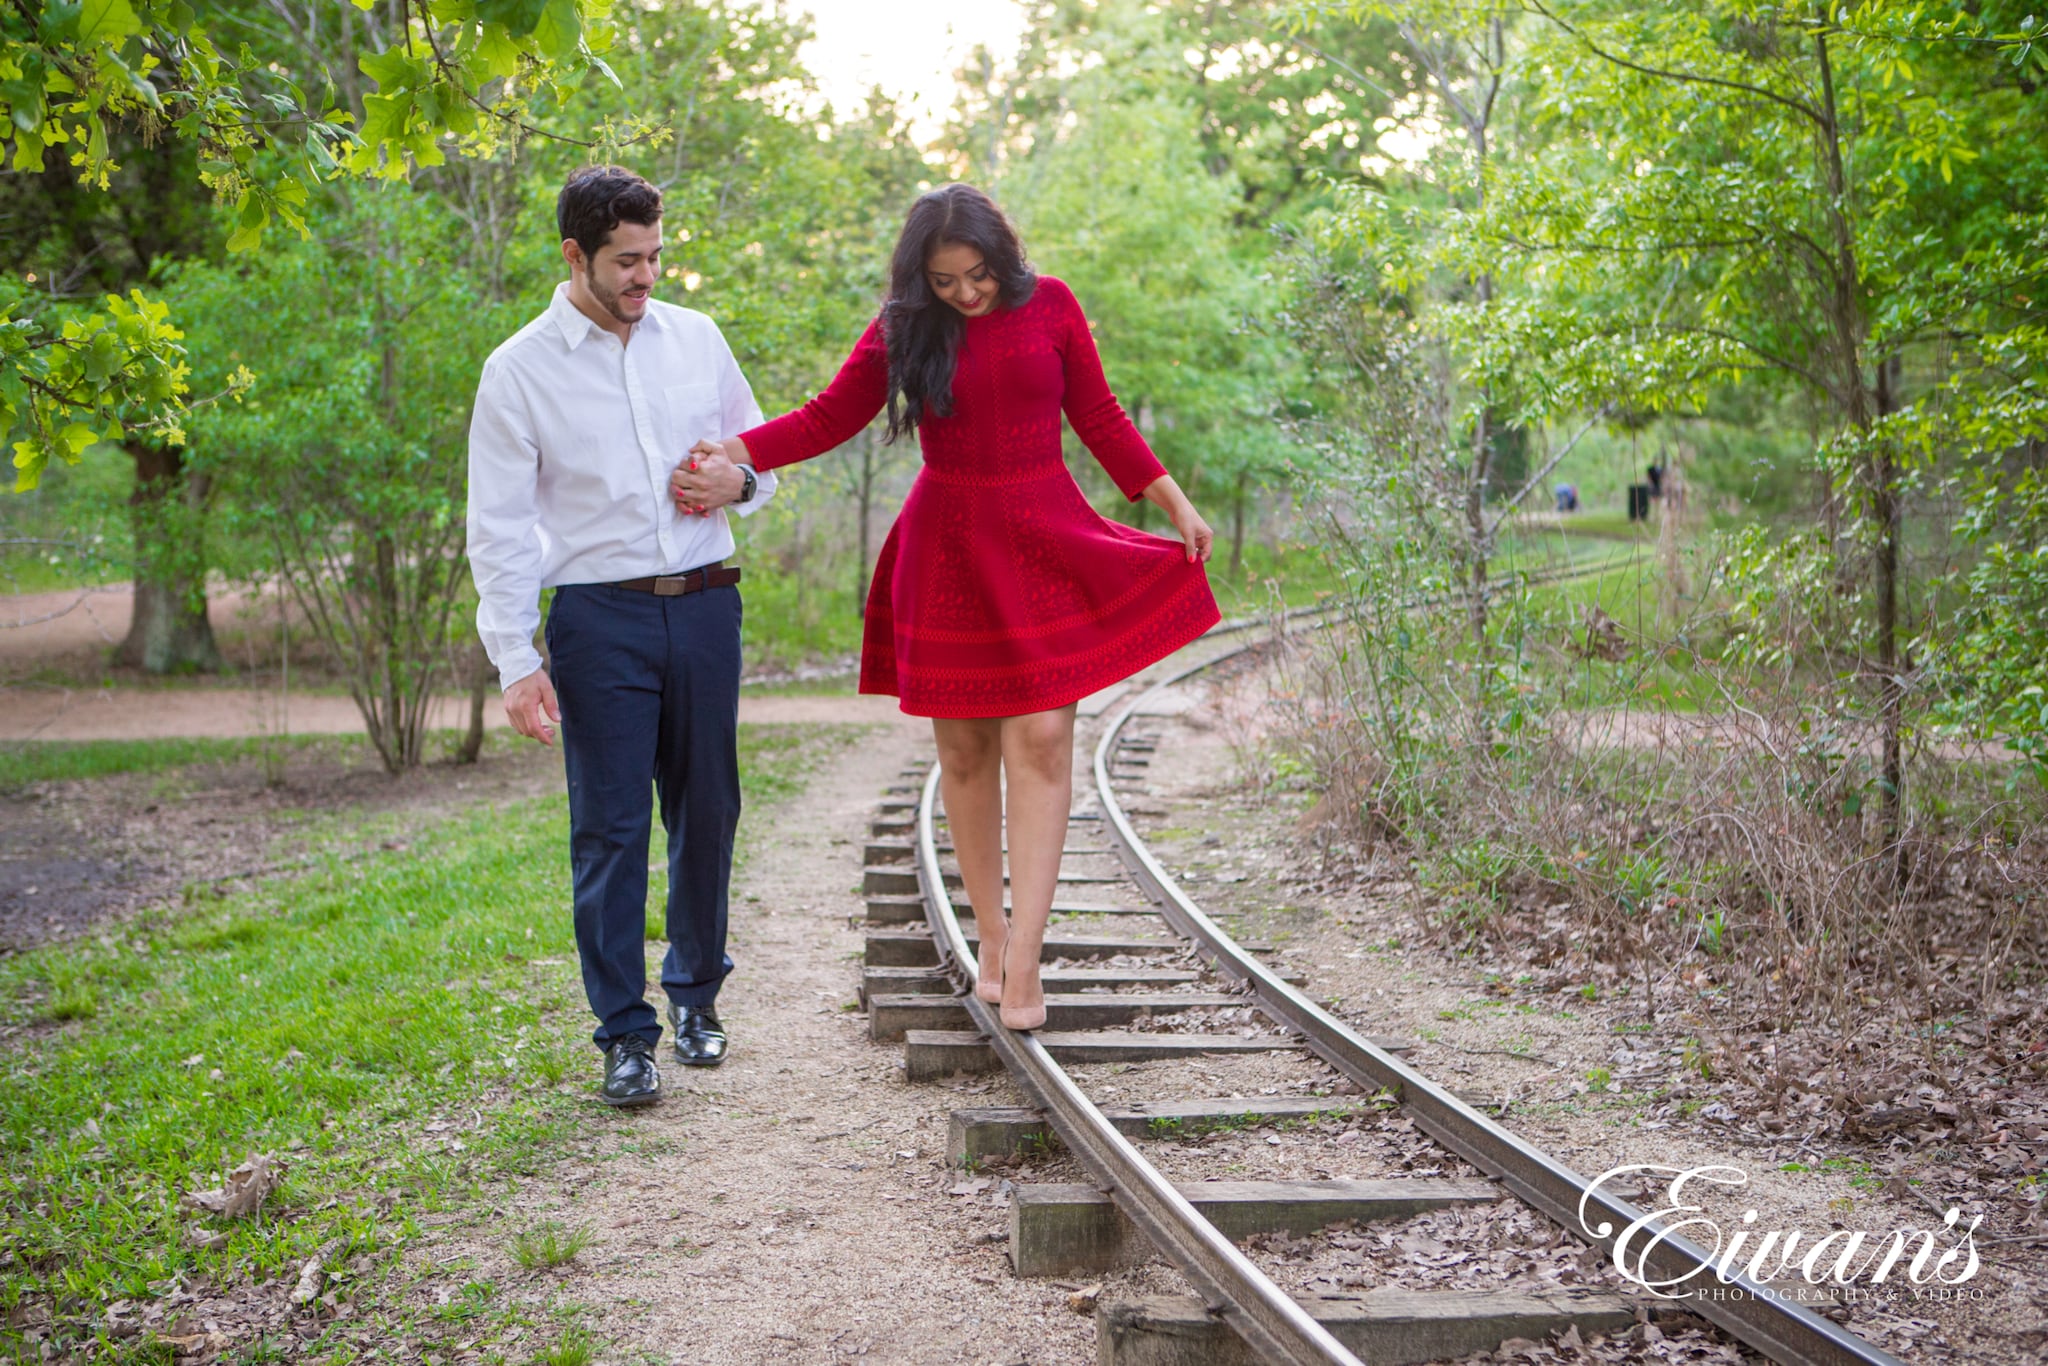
left=601, top=1034, right=661, bottom=1107
left=668, top=1004, right=728, bottom=1067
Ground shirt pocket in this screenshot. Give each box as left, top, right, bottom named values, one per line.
left=665, top=381, right=723, bottom=448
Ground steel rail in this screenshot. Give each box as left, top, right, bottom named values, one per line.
left=911, top=764, right=1368, bottom=1366
left=1093, top=641, right=1911, bottom=1366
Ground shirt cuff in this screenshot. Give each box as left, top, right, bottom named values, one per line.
left=496, top=644, right=545, bottom=693
left=731, top=465, right=775, bottom=518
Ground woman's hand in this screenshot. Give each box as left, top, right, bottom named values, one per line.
left=1170, top=502, right=1214, bottom=564
left=670, top=439, right=745, bottom=516
left=1139, top=475, right=1213, bottom=564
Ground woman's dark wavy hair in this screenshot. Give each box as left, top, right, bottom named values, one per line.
left=881, top=184, right=1036, bottom=442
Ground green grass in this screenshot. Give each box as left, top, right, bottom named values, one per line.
left=535, top=1326, right=599, bottom=1366
left=740, top=569, right=867, bottom=670
left=509, top=1222, right=592, bottom=1270
left=1209, top=539, right=1344, bottom=614
left=0, top=733, right=372, bottom=793
left=0, top=722, right=858, bottom=1362
left=0, top=555, right=116, bottom=596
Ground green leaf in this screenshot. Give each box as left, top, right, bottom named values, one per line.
left=359, top=47, right=427, bottom=92
left=225, top=192, right=269, bottom=253
left=76, top=0, right=144, bottom=46
left=476, top=0, right=552, bottom=37
left=10, top=131, right=45, bottom=173
left=474, top=26, right=522, bottom=81
left=60, top=422, right=97, bottom=458
left=13, top=438, right=49, bottom=491
left=532, top=0, right=582, bottom=62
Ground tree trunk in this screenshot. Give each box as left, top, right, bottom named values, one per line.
left=1873, top=352, right=1906, bottom=872
left=1229, top=467, right=1248, bottom=580
left=115, top=441, right=221, bottom=673
left=1465, top=285, right=1497, bottom=657
left=1814, top=25, right=1905, bottom=853
left=457, top=641, right=493, bottom=764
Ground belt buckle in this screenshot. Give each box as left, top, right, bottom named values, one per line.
left=652, top=574, right=691, bottom=597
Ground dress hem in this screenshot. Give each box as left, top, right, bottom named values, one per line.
left=858, top=597, right=1222, bottom=720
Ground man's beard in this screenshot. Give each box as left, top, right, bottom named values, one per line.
left=591, top=276, right=646, bottom=324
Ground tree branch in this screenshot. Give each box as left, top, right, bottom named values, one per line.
left=1521, top=0, right=1825, bottom=127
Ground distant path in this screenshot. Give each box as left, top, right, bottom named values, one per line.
left=0, top=686, right=905, bottom=742
left=0, top=583, right=898, bottom=739
left=0, top=583, right=277, bottom=664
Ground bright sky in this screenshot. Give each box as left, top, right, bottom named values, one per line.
left=795, top=0, right=1029, bottom=141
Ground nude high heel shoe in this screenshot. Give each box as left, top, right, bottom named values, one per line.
left=975, top=919, right=1007, bottom=1004
left=998, top=935, right=1047, bottom=1032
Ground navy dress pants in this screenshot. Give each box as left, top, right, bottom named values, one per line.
left=545, top=582, right=742, bottom=1050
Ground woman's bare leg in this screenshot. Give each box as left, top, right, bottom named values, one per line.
left=932, top=717, right=1007, bottom=1002
left=997, top=704, right=1077, bottom=1029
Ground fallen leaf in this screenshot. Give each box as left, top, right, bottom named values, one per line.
left=289, top=1257, right=323, bottom=1305
left=1067, top=1282, right=1103, bottom=1315
left=182, top=1153, right=282, bottom=1220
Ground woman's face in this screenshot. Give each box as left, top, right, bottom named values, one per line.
left=926, top=241, right=995, bottom=317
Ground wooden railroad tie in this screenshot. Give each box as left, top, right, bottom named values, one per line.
left=868, top=992, right=1245, bottom=1043
left=855, top=964, right=1305, bottom=1009
left=861, top=867, right=1129, bottom=897
left=864, top=837, right=1117, bottom=862
left=947, top=1097, right=1368, bottom=1166
left=862, top=929, right=1251, bottom=968
left=901, top=1028, right=1405, bottom=1083
left=1011, top=1177, right=1499, bottom=1276
left=863, top=894, right=1158, bottom=925
left=1096, top=1288, right=1634, bottom=1366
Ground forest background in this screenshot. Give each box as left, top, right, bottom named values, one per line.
left=6, top=2, right=2048, bottom=1359
left=4, top=0, right=2048, bottom=1079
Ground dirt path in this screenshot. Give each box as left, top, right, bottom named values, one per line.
left=0, top=583, right=280, bottom=666
left=409, top=715, right=1105, bottom=1365
left=0, top=685, right=908, bottom=742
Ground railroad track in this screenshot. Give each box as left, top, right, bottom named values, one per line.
left=857, top=584, right=1906, bottom=1366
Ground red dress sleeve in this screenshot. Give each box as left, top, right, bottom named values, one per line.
left=739, top=318, right=889, bottom=472
left=1048, top=278, right=1168, bottom=502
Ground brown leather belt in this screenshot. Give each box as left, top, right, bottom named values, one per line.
left=611, top=562, right=742, bottom=596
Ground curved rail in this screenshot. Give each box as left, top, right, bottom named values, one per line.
left=912, top=764, right=1366, bottom=1366
left=1092, top=641, right=1909, bottom=1366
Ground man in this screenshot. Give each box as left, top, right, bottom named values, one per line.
left=467, top=165, right=776, bottom=1107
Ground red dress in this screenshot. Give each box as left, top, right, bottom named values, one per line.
left=740, top=276, right=1220, bottom=718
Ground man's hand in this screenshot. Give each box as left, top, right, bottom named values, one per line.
left=504, top=668, right=561, bottom=746
left=670, top=440, right=746, bottom=517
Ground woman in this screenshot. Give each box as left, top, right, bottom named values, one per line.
left=672, top=184, right=1219, bottom=1030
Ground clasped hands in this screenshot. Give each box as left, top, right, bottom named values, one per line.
left=670, top=439, right=744, bottom=517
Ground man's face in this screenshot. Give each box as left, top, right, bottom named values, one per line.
left=569, top=218, right=663, bottom=326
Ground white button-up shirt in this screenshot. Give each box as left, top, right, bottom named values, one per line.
left=467, top=282, right=778, bottom=690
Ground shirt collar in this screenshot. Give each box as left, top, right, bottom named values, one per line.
left=549, top=281, right=661, bottom=352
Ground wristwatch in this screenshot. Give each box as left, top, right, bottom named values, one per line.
left=737, top=465, right=758, bottom=504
